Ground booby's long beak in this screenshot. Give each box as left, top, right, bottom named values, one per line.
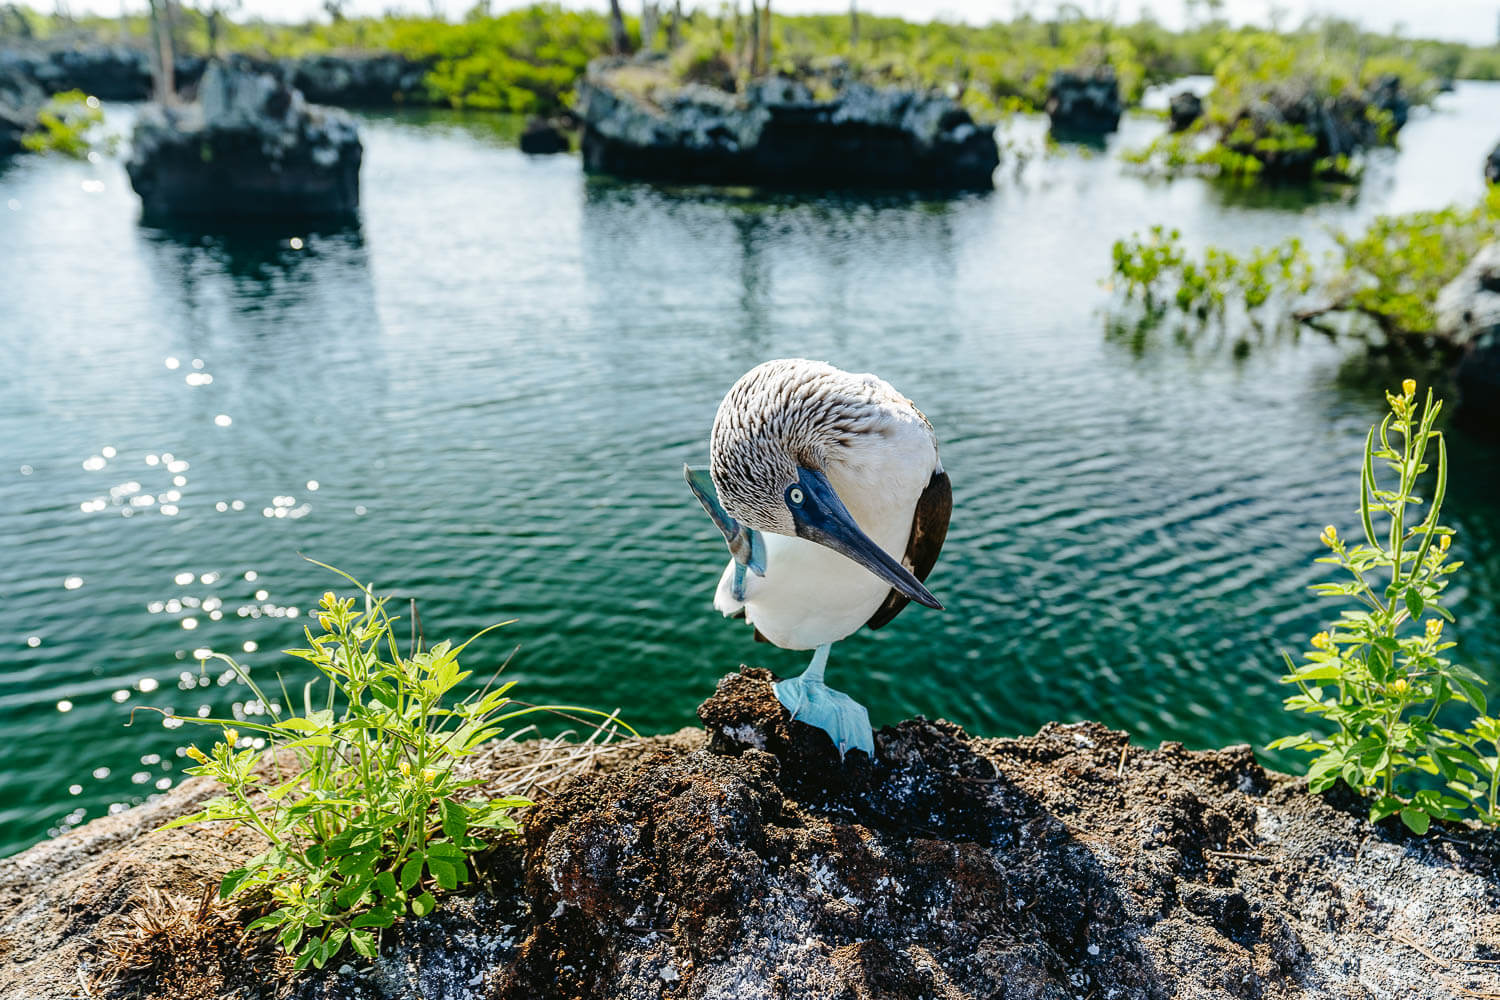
left=790, top=467, right=942, bottom=610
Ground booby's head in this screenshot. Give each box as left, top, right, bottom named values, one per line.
left=708, top=359, right=942, bottom=610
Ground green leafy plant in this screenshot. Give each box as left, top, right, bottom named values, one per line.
left=1108, top=188, right=1500, bottom=353
left=21, top=89, right=111, bottom=158
left=162, top=572, right=627, bottom=970
left=1271, top=383, right=1500, bottom=833
left=1109, top=224, right=1314, bottom=322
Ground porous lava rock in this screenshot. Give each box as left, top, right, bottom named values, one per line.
left=577, top=57, right=998, bottom=190
left=0, top=61, right=40, bottom=156
left=1044, top=68, right=1124, bottom=135
left=1, top=669, right=1498, bottom=1000
left=0, top=45, right=153, bottom=100
left=287, top=54, right=431, bottom=108
left=1168, top=90, right=1203, bottom=133
left=125, top=59, right=361, bottom=220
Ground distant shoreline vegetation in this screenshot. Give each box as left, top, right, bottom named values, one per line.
left=3, top=4, right=1499, bottom=118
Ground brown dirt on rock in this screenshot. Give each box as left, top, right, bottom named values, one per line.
left=506, top=668, right=1500, bottom=1000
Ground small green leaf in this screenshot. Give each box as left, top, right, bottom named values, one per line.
left=350, top=930, right=378, bottom=959
left=1399, top=807, right=1431, bottom=835
left=426, top=858, right=460, bottom=890
left=1404, top=588, right=1424, bottom=618
left=411, top=891, right=436, bottom=917
left=219, top=867, right=252, bottom=899
left=353, top=906, right=396, bottom=929
left=1453, top=676, right=1488, bottom=716
left=400, top=857, right=423, bottom=891
left=441, top=799, right=467, bottom=841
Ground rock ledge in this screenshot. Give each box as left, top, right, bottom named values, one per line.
left=1, top=667, right=1497, bottom=999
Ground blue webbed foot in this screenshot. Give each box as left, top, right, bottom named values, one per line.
left=774, top=667, right=874, bottom=760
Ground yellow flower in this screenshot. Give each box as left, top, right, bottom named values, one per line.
left=1390, top=678, right=1410, bottom=695
left=1439, top=534, right=1451, bottom=552
left=224, top=728, right=239, bottom=747
left=421, top=768, right=436, bottom=784
left=186, top=745, right=209, bottom=764
left=1320, top=524, right=1339, bottom=547
left=1311, top=631, right=1334, bottom=652
left=1402, top=378, right=1416, bottom=397
left=1426, top=619, right=1443, bottom=640
left=399, top=760, right=412, bottom=776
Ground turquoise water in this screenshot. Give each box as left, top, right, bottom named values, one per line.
left=2, top=88, right=1499, bottom=858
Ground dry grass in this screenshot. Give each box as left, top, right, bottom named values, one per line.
left=94, top=715, right=647, bottom=998
left=462, top=708, right=647, bottom=805
left=97, top=885, right=289, bottom=999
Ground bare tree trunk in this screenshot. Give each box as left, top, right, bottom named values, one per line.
left=641, top=2, right=658, bottom=52
left=608, top=0, right=629, bottom=55
left=748, top=0, right=760, bottom=77
left=146, top=0, right=175, bottom=105
left=666, top=0, right=681, bottom=48
left=760, top=0, right=770, bottom=74
left=164, top=0, right=184, bottom=67
left=849, top=0, right=858, bottom=48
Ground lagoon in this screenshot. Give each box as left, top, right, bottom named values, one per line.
left=2, top=87, right=1499, bottom=857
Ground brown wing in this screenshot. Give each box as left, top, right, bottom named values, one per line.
left=866, top=468, right=952, bottom=630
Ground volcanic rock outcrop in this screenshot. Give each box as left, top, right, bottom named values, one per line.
left=125, top=59, right=362, bottom=220
left=0, top=668, right=1496, bottom=999
left=1045, top=68, right=1124, bottom=135
left=577, top=58, right=998, bottom=190
left=1168, top=89, right=1203, bottom=132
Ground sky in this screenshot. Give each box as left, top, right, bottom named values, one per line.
left=45, top=0, right=1500, bottom=45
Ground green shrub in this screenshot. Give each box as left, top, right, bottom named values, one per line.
left=1271, top=384, right=1500, bottom=833
left=21, top=90, right=109, bottom=158
left=1108, top=189, right=1500, bottom=349
left=162, top=573, right=627, bottom=970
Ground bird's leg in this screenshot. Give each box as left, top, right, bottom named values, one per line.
left=773, top=643, right=875, bottom=760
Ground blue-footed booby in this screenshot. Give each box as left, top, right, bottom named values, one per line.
left=685, top=359, right=952, bottom=758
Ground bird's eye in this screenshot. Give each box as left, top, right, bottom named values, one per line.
left=788, top=486, right=805, bottom=506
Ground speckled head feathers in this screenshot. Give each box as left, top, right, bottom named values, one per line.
left=708, top=359, right=929, bottom=534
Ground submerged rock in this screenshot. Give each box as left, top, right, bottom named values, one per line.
left=125, top=60, right=361, bottom=220
left=577, top=58, right=998, bottom=190
left=1436, top=241, right=1500, bottom=427
left=519, top=115, right=570, bottom=154
left=1168, top=89, right=1203, bottom=132
left=2, top=668, right=1497, bottom=999
left=1044, top=68, right=1124, bottom=135
left=1486, top=140, right=1500, bottom=186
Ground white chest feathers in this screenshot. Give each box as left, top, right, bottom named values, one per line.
left=713, top=406, right=938, bottom=649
